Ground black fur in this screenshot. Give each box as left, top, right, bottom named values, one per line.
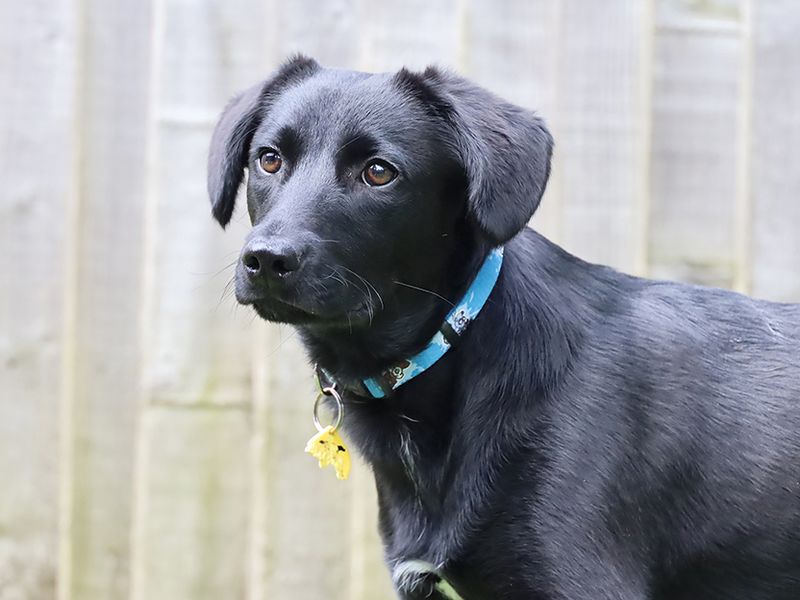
left=395, top=67, right=553, bottom=245
left=208, top=56, right=800, bottom=599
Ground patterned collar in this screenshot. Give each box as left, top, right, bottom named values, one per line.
left=317, top=247, right=504, bottom=398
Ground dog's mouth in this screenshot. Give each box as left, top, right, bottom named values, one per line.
left=245, top=294, right=372, bottom=327
left=233, top=262, right=380, bottom=327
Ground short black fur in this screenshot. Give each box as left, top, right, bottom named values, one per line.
left=207, top=56, right=800, bottom=599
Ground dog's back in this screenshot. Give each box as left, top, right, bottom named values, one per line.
left=499, top=230, right=800, bottom=599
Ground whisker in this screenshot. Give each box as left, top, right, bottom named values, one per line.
left=322, top=268, right=350, bottom=289
left=216, top=275, right=237, bottom=310
left=336, top=267, right=376, bottom=317
left=308, top=278, right=328, bottom=299
left=341, top=266, right=385, bottom=311
left=213, top=259, right=239, bottom=277
left=392, top=281, right=454, bottom=307
left=189, top=258, right=239, bottom=278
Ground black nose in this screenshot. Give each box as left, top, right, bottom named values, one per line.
left=241, top=241, right=302, bottom=281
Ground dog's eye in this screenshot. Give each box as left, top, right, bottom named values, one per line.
left=258, top=149, right=282, bottom=174
left=362, top=160, right=397, bottom=187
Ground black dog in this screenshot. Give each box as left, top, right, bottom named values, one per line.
left=207, top=55, right=800, bottom=599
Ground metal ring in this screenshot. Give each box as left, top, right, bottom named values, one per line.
left=312, top=385, right=343, bottom=433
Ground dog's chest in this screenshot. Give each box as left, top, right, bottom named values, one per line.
left=389, top=544, right=541, bottom=600
left=345, top=376, right=544, bottom=597
left=381, top=495, right=542, bottom=600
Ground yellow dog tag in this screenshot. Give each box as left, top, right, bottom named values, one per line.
left=305, top=425, right=351, bottom=480
left=306, top=382, right=350, bottom=480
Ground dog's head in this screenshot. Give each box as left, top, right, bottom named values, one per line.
left=208, top=55, right=552, bottom=329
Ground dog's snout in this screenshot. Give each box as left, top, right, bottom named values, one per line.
left=241, top=241, right=302, bottom=281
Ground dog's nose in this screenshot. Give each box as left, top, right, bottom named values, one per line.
left=241, top=241, right=302, bottom=281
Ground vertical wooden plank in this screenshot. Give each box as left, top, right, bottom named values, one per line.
left=732, top=0, right=752, bottom=295
left=648, top=0, right=743, bottom=288
left=132, top=0, right=266, bottom=598
left=246, top=6, right=395, bottom=599
left=61, top=2, right=152, bottom=598
left=461, top=0, right=563, bottom=241
left=253, top=326, right=391, bottom=600
left=360, top=0, right=465, bottom=71
left=748, top=0, right=800, bottom=302
left=134, top=408, right=250, bottom=600
left=346, top=456, right=392, bottom=600
left=0, top=2, right=78, bottom=598
left=276, top=0, right=360, bottom=69
left=254, top=338, right=353, bottom=599
left=556, top=0, right=652, bottom=272
left=142, top=0, right=262, bottom=410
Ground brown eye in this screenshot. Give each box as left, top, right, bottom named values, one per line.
left=259, top=149, right=282, bottom=174
left=362, top=160, right=397, bottom=187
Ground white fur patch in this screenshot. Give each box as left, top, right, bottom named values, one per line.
left=392, top=559, right=464, bottom=599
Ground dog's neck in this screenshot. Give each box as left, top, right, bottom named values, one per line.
left=297, top=235, right=489, bottom=383
left=302, top=230, right=585, bottom=566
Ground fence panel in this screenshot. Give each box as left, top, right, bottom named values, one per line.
left=648, top=0, right=743, bottom=288
left=749, top=0, right=800, bottom=302
left=0, top=3, right=79, bottom=598
left=61, top=1, right=153, bottom=598
left=556, top=0, right=652, bottom=273
left=3, top=3, right=800, bottom=599
left=131, top=0, right=265, bottom=598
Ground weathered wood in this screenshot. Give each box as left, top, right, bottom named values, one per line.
left=648, top=0, right=743, bottom=287
left=132, top=408, right=250, bottom=600
left=3, top=4, right=800, bottom=600
left=59, top=1, right=153, bottom=598
left=748, top=0, right=800, bottom=302
left=252, top=334, right=356, bottom=599
left=656, top=0, right=741, bottom=31
left=132, top=1, right=265, bottom=598
left=139, top=0, right=260, bottom=410
left=0, top=2, right=79, bottom=599
left=556, top=0, right=651, bottom=273
left=359, top=0, right=464, bottom=71
left=345, top=456, right=392, bottom=600
left=276, top=0, right=360, bottom=69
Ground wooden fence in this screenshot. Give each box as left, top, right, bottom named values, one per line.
left=1, top=0, right=798, bottom=598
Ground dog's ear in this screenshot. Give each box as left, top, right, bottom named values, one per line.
left=207, top=55, right=320, bottom=228
left=395, top=67, right=553, bottom=245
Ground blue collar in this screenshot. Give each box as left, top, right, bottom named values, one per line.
left=319, top=247, right=504, bottom=398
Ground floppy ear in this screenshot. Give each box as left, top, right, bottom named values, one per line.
left=207, top=55, right=320, bottom=227
left=396, top=67, right=554, bottom=245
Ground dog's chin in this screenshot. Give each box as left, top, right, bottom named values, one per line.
left=246, top=297, right=372, bottom=328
